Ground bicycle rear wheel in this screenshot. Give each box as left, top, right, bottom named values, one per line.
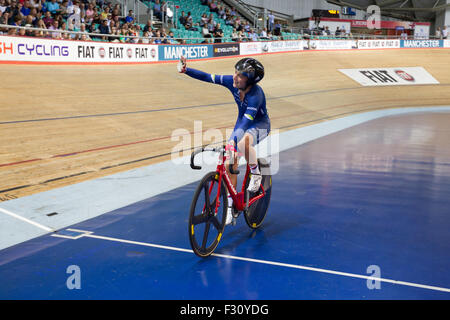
left=188, top=171, right=227, bottom=257
left=244, top=158, right=272, bottom=229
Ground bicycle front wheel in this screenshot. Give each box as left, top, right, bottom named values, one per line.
left=188, top=172, right=227, bottom=257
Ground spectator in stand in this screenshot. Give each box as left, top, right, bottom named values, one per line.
left=98, top=19, right=109, bottom=40
left=100, top=6, right=110, bottom=20
left=243, top=21, right=251, bottom=33
left=213, top=22, right=223, bottom=43
left=231, top=27, right=238, bottom=41
left=80, top=32, right=90, bottom=41
left=201, top=22, right=210, bottom=38
left=112, top=4, right=120, bottom=18
left=248, top=28, right=258, bottom=41
left=17, top=25, right=26, bottom=35
left=129, top=25, right=139, bottom=43
left=185, top=11, right=193, bottom=26
left=341, top=27, right=348, bottom=38
left=435, top=27, right=441, bottom=39
left=218, top=5, right=226, bottom=19
left=118, top=27, right=128, bottom=42
left=259, top=27, right=267, bottom=40
left=178, top=10, right=186, bottom=26
left=42, top=10, right=53, bottom=27
left=267, top=11, right=274, bottom=32
left=125, top=9, right=133, bottom=23
left=6, top=0, right=21, bottom=23
left=110, top=14, right=120, bottom=30
left=48, top=19, right=61, bottom=38
left=230, top=6, right=236, bottom=17
left=28, top=7, right=38, bottom=24
left=209, top=0, right=218, bottom=14
left=46, top=0, right=60, bottom=15
left=153, top=29, right=162, bottom=43
left=85, top=3, right=94, bottom=21
left=166, top=30, right=176, bottom=44
left=59, top=0, right=69, bottom=19
left=12, top=13, right=22, bottom=27
left=335, top=26, right=341, bottom=37
left=274, top=21, right=281, bottom=36
left=60, top=20, right=67, bottom=32
left=199, top=12, right=208, bottom=27
left=0, top=0, right=7, bottom=14
left=0, top=11, right=6, bottom=32
left=20, top=0, right=31, bottom=16
left=110, top=26, right=120, bottom=42
left=225, top=14, right=233, bottom=26
left=36, top=17, right=46, bottom=30
left=233, top=19, right=242, bottom=32
left=143, top=19, right=152, bottom=32
left=34, top=19, right=47, bottom=36
left=78, top=22, right=90, bottom=40
left=208, top=13, right=215, bottom=23
left=141, top=30, right=151, bottom=43
left=207, top=16, right=215, bottom=34
left=153, top=0, right=162, bottom=21
left=442, top=26, right=448, bottom=39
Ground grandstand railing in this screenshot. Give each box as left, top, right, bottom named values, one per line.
left=0, top=24, right=441, bottom=44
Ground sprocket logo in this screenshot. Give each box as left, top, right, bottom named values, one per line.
left=395, top=70, right=414, bottom=82
left=127, top=48, right=133, bottom=58
left=150, top=48, right=156, bottom=58
left=98, top=47, right=106, bottom=58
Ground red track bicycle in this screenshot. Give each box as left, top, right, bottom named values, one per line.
left=188, top=145, right=272, bottom=257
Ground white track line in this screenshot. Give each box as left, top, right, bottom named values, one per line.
left=0, top=207, right=54, bottom=232
left=79, top=232, right=450, bottom=294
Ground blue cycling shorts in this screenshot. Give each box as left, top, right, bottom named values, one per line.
left=230, top=117, right=271, bottom=148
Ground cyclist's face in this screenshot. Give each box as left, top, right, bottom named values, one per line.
left=233, top=71, right=248, bottom=89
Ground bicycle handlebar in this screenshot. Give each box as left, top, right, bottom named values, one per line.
left=190, top=146, right=240, bottom=174
left=190, top=148, right=204, bottom=170
left=190, top=146, right=223, bottom=170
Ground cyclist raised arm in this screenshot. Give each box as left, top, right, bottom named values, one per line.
left=179, top=56, right=271, bottom=225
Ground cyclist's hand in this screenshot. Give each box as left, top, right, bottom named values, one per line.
left=177, top=55, right=187, bottom=73
left=225, top=142, right=236, bottom=162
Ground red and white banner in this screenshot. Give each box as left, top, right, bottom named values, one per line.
left=261, top=40, right=305, bottom=53
left=308, top=39, right=357, bottom=50
left=0, top=35, right=158, bottom=63
left=239, top=41, right=262, bottom=55
left=357, top=39, right=400, bottom=49
left=339, top=67, right=439, bottom=86
left=350, top=20, right=428, bottom=30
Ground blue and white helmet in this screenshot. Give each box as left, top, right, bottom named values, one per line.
left=234, top=58, right=264, bottom=87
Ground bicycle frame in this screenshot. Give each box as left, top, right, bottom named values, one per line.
left=213, top=148, right=266, bottom=213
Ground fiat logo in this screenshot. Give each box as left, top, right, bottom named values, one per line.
left=395, top=70, right=414, bottom=82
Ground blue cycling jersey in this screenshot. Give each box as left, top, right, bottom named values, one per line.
left=185, top=67, right=270, bottom=144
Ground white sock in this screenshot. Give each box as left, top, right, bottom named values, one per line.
left=250, top=164, right=260, bottom=175
left=227, top=194, right=233, bottom=208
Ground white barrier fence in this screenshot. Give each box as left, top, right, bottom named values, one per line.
left=0, top=35, right=449, bottom=64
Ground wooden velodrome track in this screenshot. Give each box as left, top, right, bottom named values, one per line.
left=1, top=48, right=449, bottom=201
